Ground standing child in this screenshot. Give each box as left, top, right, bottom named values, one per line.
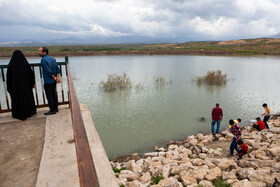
left=237, top=139, right=250, bottom=160
left=262, top=103, right=270, bottom=129
left=228, top=119, right=242, bottom=157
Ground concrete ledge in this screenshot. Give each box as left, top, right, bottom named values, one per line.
left=80, top=103, right=118, bottom=187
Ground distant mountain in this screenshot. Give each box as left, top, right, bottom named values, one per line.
left=0, top=35, right=207, bottom=47
left=1, top=33, right=279, bottom=47
left=270, top=32, right=280, bottom=38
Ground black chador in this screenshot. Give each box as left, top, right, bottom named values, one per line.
left=7, top=50, right=36, bottom=120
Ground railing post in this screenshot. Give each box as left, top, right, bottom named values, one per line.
left=1, top=67, right=10, bottom=110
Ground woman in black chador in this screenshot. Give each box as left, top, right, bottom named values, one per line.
left=7, top=50, right=36, bottom=120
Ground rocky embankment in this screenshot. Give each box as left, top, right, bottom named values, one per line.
left=110, top=116, right=280, bottom=187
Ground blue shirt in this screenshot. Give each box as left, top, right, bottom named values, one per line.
left=41, top=55, right=60, bottom=84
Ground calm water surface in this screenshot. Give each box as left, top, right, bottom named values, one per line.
left=1, top=55, right=280, bottom=159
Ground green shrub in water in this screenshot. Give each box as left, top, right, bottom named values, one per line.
left=154, top=76, right=173, bottom=86
left=99, top=72, right=132, bottom=91
left=195, top=70, right=227, bottom=85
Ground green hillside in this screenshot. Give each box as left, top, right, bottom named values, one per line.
left=1, top=38, right=280, bottom=57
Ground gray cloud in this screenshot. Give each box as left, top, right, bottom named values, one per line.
left=0, top=0, right=279, bottom=44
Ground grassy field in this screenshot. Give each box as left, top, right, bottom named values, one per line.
left=1, top=38, right=280, bottom=57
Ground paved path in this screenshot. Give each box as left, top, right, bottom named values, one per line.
left=35, top=106, right=79, bottom=187
left=0, top=104, right=118, bottom=187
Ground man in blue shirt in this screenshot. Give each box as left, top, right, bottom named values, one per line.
left=38, top=47, right=60, bottom=115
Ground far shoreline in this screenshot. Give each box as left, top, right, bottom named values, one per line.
left=1, top=38, right=280, bottom=58
left=0, top=49, right=279, bottom=58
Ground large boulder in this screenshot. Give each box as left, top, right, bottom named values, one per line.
left=217, top=158, right=238, bottom=171
left=191, top=167, right=208, bottom=182
left=222, top=171, right=237, bottom=180
left=272, top=162, right=280, bottom=172
left=199, top=153, right=208, bottom=159
left=140, top=172, right=151, bottom=184
left=189, top=139, right=198, bottom=146
left=269, top=127, right=280, bottom=134
left=192, top=158, right=205, bottom=166
left=255, top=149, right=268, bottom=160
left=158, top=177, right=183, bottom=187
left=179, top=170, right=197, bottom=186
left=232, top=179, right=253, bottom=187
left=162, top=164, right=171, bottom=178
left=119, top=170, right=140, bottom=181
left=199, top=180, right=214, bottom=187
left=196, top=133, right=205, bottom=141
left=205, top=167, right=222, bottom=181
left=182, top=148, right=192, bottom=156
left=237, top=167, right=255, bottom=179
left=267, top=147, right=280, bottom=157
left=238, top=159, right=259, bottom=169
left=204, top=158, right=216, bottom=169
left=168, top=144, right=178, bottom=150
left=248, top=168, right=275, bottom=186
left=256, top=159, right=277, bottom=168
left=126, top=180, right=143, bottom=187
left=127, top=160, right=142, bottom=174
left=171, top=162, right=192, bottom=174
left=213, top=148, right=223, bottom=156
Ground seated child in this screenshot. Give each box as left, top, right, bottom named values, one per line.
left=237, top=139, right=250, bottom=160
left=252, top=117, right=265, bottom=131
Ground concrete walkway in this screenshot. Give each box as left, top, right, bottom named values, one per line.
left=35, top=105, right=79, bottom=187
left=0, top=104, right=118, bottom=187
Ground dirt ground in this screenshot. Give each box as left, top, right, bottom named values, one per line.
left=0, top=117, right=46, bottom=187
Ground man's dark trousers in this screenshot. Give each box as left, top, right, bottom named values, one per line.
left=44, top=83, right=58, bottom=112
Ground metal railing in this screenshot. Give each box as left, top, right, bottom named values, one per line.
left=0, top=58, right=69, bottom=113
left=0, top=56, right=99, bottom=186
left=66, top=57, right=100, bottom=186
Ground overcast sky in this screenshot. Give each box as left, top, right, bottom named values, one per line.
left=0, top=0, right=280, bottom=44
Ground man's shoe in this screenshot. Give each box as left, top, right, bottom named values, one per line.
left=44, top=111, right=56, bottom=115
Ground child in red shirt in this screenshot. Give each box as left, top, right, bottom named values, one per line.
left=237, top=139, right=250, bottom=160
left=252, top=117, right=265, bottom=131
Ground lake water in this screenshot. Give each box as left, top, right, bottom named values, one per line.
left=1, top=55, right=280, bottom=159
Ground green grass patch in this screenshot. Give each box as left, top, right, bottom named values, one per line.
left=150, top=174, right=164, bottom=185
left=112, top=167, right=126, bottom=173
left=213, top=178, right=232, bottom=187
